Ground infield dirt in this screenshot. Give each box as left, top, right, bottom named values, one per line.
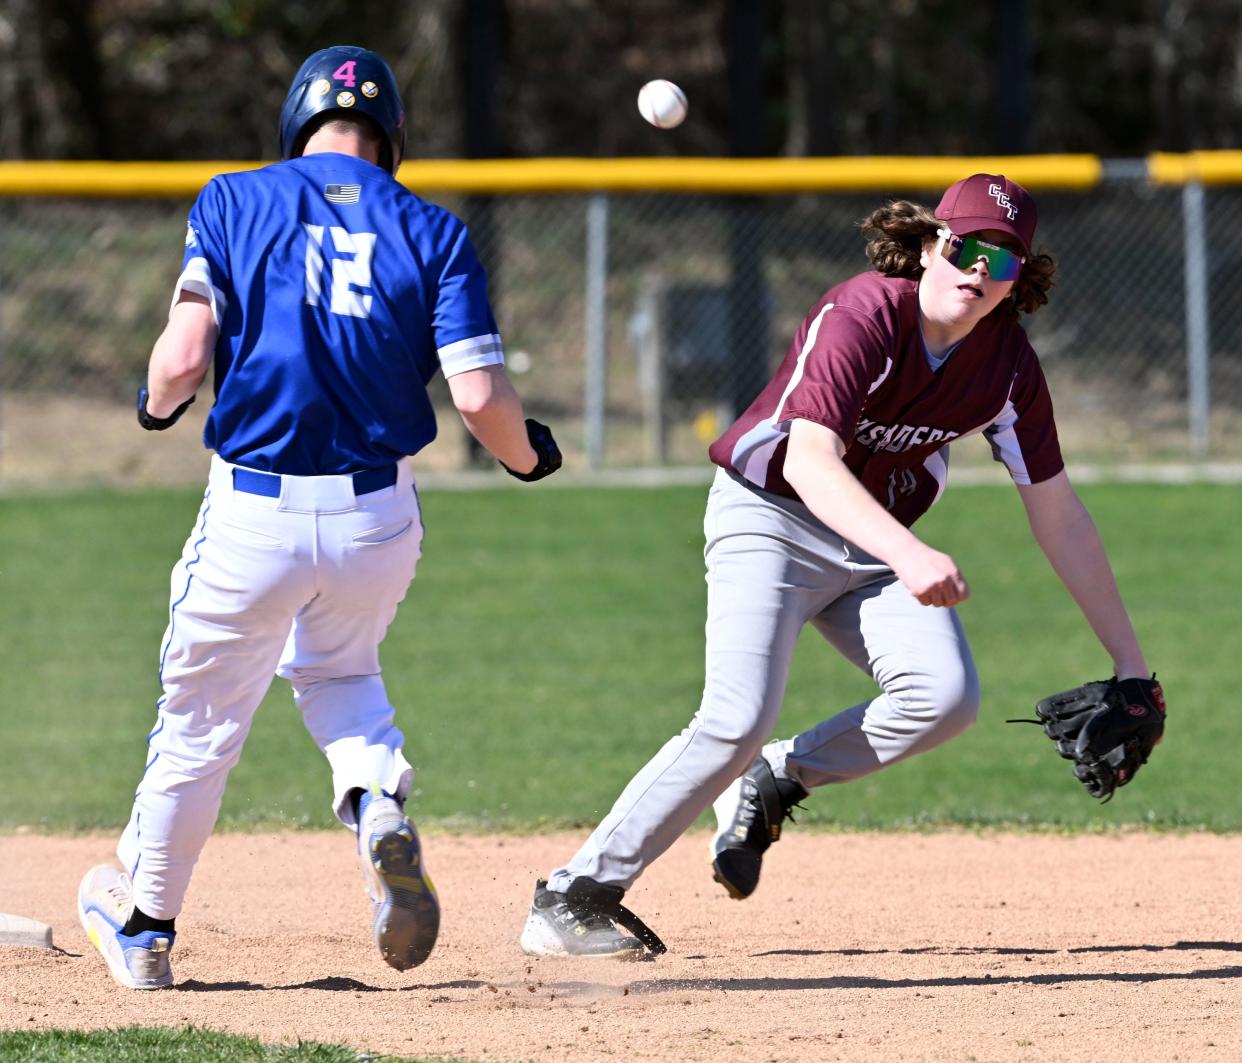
left=2, top=830, right=1239, bottom=1062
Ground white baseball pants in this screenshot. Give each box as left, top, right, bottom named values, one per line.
left=550, top=468, right=980, bottom=892
left=118, top=455, right=423, bottom=920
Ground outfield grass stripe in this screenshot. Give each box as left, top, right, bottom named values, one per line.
left=1, top=482, right=1235, bottom=831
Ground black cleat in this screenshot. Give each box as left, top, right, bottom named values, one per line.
left=519, top=876, right=667, bottom=958
left=710, top=756, right=807, bottom=899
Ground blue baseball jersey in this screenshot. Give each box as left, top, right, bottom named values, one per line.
left=174, top=152, right=503, bottom=474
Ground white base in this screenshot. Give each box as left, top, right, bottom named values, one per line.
left=0, top=913, right=52, bottom=949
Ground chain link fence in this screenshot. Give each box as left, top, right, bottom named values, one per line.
left=1, top=170, right=1239, bottom=489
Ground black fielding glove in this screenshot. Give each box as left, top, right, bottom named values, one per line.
left=1011, top=675, right=1166, bottom=801
left=502, top=418, right=562, bottom=482
left=137, top=386, right=195, bottom=431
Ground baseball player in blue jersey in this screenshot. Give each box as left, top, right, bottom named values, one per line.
left=77, top=45, right=561, bottom=990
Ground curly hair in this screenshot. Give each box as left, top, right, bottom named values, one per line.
left=860, top=199, right=1055, bottom=316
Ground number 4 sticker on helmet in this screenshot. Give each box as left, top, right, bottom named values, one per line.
left=332, top=60, right=357, bottom=87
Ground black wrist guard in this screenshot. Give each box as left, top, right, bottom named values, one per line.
left=137, top=386, right=195, bottom=431
left=502, top=418, right=562, bottom=482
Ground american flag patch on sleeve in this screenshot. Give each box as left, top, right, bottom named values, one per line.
left=323, top=184, right=361, bottom=204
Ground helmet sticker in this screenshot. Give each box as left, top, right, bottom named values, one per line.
left=361, top=81, right=378, bottom=98
left=336, top=91, right=356, bottom=108
left=312, top=78, right=331, bottom=97
left=332, top=60, right=357, bottom=87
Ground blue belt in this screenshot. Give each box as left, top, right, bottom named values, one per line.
left=231, top=464, right=398, bottom=498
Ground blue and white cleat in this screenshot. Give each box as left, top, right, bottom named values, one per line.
left=77, top=864, right=175, bottom=990
left=357, top=793, right=440, bottom=970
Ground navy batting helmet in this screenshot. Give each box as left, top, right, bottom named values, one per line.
left=279, top=46, right=405, bottom=174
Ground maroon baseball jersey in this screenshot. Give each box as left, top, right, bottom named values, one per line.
left=709, top=271, right=1064, bottom=527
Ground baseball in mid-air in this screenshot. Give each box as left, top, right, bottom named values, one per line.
left=638, top=79, right=688, bottom=129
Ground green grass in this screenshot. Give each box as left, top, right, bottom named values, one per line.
left=0, top=1026, right=439, bottom=1061
left=0, top=480, right=1236, bottom=831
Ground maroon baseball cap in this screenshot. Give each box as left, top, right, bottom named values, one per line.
left=935, top=173, right=1037, bottom=256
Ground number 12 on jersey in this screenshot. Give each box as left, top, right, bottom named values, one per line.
left=303, top=224, right=376, bottom=319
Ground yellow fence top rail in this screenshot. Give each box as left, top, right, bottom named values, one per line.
left=1, top=153, right=1239, bottom=197
left=0, top=155, right=1103, bottom=198
left=1148, top=151, right=1242, bottom=185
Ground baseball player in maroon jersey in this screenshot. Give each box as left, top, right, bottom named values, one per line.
left=518, top=173, right=1161, bottom=957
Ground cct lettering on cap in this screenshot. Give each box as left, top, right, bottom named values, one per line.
left=988, top=182, right=1018, bottom=220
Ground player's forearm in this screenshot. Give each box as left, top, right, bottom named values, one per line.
left=785, top=435, right=924, bottom=566
left=448, top=366, right=538, bottom=472
left=1028, top=503, right=1148, bottom=678
left=145, top=297, right=215, bottom=418
left=146, top=352, right=207, bottom=417
left=459, top=404, right=538, bottom=471
left=784, top=419, right=967, bottom=607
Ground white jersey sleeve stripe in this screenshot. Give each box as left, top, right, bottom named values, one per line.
left=771, top=303, right=833, bottom=423
left=922, top=445, right=951, bottom=506
left=981, top=377, right=1034, bottom=484
left=438, top=333, right=505, bottom=378
left=171, top=256, right=227, bottom=328
left=943, top=375, right=1036, bottom=485
left=731, top=303, right=834, bottom=480
left=866, top=356, right=894, bottom=394
left=734, top=423, right=787, bottom=484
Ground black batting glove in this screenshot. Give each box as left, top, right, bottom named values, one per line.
left=502, top=418, right=562, bottom=482
left=137, top=386, right=195, bottom=431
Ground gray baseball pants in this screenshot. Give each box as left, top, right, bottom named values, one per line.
left=548, top=468, right=980, bottom=893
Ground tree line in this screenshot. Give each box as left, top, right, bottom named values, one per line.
left=1, top=0, right=1239, bottom=162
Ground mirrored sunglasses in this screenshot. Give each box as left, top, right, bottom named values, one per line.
left=936, top=227, right=1025, bottom=282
